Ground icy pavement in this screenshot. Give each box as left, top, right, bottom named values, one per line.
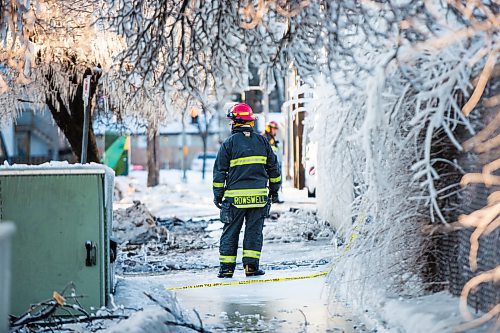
left=114, top=268, right=361, bottom=332
left=112, top=170, right=365, bottom=332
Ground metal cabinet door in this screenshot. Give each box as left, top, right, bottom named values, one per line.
left=0, top=173, right=105, bottom=316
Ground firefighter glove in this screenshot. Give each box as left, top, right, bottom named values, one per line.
left=269, top=191, right=279, bottom=204
left=214, top=197, right=223, bottom=209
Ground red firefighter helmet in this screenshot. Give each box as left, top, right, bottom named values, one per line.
left=265, top=121, right=278, bottom=133
left=227, top=103, right=256, bottom=123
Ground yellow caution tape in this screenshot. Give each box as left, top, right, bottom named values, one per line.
left=166, top=212, right=367, bottom=292
left=167, top=271, right=328, bottom=291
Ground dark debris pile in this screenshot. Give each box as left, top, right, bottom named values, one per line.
left=113, top=201, right=217, bottom=275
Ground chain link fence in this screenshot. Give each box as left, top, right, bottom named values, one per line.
left=428, top=81, right=499, bottom=314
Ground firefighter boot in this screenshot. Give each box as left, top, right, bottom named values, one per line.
left=245, top=264, right=265, bottom=277
left=217, top=264, right=235, bottom=278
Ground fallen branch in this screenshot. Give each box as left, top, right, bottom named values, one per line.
left=10, top=285, right=131, bottom=331
left=15, top=314, right=129, bottom=328
left=298, top=308, right=309, bottom=331
left=11, top=301, right=59, bottom=327
left=143, top=292, right=212, bottom=333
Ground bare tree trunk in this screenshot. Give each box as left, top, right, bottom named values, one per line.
left=46, top=68, right=100, bottom=163
left=147, top=123, right=160, bottom=187
left=196, top=107, right=211, bottom=180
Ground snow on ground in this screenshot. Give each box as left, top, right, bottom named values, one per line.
left=113, top=201, right=169, bottom=244
left=110, top=170, right=491, bottom=333
left=111, top=169, right=358, bottom=332
left=359, top=291, right=494, bottom=333
left=103, top=306, right=178, bottom=333
left=114, top=170, right=217, bottom=221
left=264, top=209, right=334, bottom=243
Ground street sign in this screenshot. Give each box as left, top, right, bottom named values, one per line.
left=83, top=76, right=91, bottom=103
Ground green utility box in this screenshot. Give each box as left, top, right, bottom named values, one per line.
left=0, top=164, right=115, bottom=316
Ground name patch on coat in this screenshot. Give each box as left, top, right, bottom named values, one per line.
left=234, top=195, right=267, bottom=205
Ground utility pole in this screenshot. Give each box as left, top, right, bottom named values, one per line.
left=284, top=68, right=294, bottom=181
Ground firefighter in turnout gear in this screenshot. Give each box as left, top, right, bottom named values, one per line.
left=263, top=120, right=284, bottom=204
left=213, top=103, right=282, bottom=278
left=263, top=121, right=279, bottom=154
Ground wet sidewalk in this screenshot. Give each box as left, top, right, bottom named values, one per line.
left=173, top=271, right=358, bottom=332
left=115, top=238, right=361, bottom=332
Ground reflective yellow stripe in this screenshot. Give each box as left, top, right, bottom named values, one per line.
left=219, top=255, right=236, bottom=263
left=230, top=156, right=267, bottom=167
left=272, top=146, right=278, bottom=152
left=213, top=182, right=224, bottom=188
left=269, top=176, right=281, bottom=183
left=233, top=203, right=268, bottom=208
left=243, top=250, right=261, bottom=259
left=224, top=188, right=268, bottom=197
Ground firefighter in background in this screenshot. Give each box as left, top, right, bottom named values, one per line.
left=263, top=121, right=284, bottom=203
left=213, top=103, right=282, bottom=278
left=263, top=121, right=279, bottom=154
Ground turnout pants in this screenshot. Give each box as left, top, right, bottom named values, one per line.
left=219, top=204, right=268, bottom=269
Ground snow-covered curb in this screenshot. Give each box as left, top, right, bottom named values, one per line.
left=103, top=306, right=175, bottom=333
left=362, top=292, right=491, bottom=333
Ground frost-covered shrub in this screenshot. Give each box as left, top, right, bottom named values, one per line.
left=296, top=0, right=496, bottom=312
